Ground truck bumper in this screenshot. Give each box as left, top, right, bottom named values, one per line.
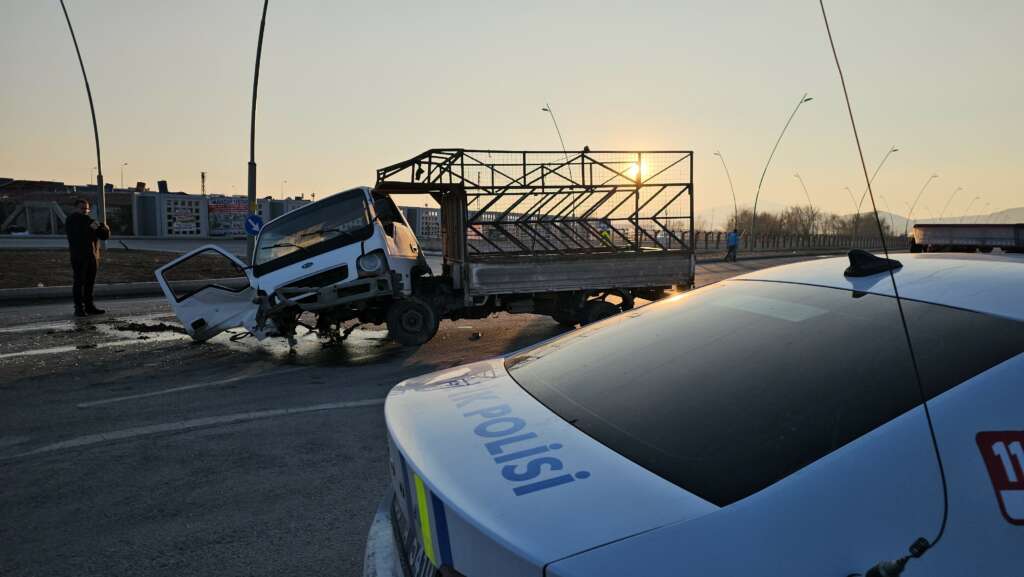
left=275, top=275, right=394, bottom=311
left=363, top=492, right=406, bottom=577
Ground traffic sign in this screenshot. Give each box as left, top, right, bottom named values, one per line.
left=245, top=214, right=264, bottom=236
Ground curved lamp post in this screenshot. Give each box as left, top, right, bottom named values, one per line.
left=713, top=150, right=738, bottom=229
left=918, top=203, right=934, bottom=220
left=960, top=196, right=981, bottom=223
left=541, top=102, right=576, bottom=219
left=974, top=202, right=991, bottom=223
left=247, top=0, right=270, bottom=258
left=938, top=186, right=963, bottom=222
left=60, top=0, right=104, bottom=222
left=541, top=103, right=573, bottom=182
left=793, top=172, right=816, bottom=233
left=852, top=145, right=899, bottom=241
left=878, top=194, right=895, bottom=234
left=750, top=93, right=812, bottom=241
left=904, top=173, right=939, bottom=236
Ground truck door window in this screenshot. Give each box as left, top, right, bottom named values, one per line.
left=373, top=194, right=406, bottom=234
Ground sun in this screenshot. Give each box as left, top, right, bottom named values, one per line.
left=624, top=160, right=650, bottom=182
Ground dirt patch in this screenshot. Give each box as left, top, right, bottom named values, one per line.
left=0, top=249, right=244, bottom=289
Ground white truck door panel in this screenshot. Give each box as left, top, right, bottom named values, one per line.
left=155, top=245, right=257, bottom=341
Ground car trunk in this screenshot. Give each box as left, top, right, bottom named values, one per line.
left=384, top=359, right=717, bottom=577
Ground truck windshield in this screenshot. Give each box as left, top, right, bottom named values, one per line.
left=253, top=189, right=372, bottom=275
left=506, top=280, right=1024, bottom=506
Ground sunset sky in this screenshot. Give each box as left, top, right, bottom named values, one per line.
left=2, top=0, right=1021, bottom=220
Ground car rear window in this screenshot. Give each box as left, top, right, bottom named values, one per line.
left=506, top=280, right=1024, bottom=506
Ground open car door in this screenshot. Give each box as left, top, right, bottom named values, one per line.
left=155, top=245, right=258, bottom=342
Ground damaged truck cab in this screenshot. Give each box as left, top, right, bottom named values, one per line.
left=155, top=186, right=432, bottom=345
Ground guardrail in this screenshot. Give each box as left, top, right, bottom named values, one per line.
left=695, top=231, right=909, bottom=253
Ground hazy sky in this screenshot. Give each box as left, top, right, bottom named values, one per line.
left=2, top=0, right=1021, bottom=219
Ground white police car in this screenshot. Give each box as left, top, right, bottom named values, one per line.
left=364, top=252, right=1024, bottom=577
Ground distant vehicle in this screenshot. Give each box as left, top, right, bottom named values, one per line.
left=365, top=252, right=1024, bottom=577
left=911, top=223, right=1023, bottom=253
left=155, top=149, right=695, bottom=346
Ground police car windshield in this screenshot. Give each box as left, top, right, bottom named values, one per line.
left=252, top=189, right=372, bottom=274
left=506, top=280, right=1024, bottom=506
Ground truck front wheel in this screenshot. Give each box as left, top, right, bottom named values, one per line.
left=387, top=298, right=439, bottom=346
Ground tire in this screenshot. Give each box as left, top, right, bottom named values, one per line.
left=386, top=297, right=439, bottom=346
left=551, top=311, right=578, bottom=328
left=580, top=300, right=619, bottom=326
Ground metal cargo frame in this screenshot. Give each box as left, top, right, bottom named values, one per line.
left=376, top=149, right=695, bottom=297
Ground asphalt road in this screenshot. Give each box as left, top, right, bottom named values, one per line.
left=0, top=254, right=833, bottom=577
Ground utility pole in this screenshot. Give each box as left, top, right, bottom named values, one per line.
left=247, top=0, right=270, bottom=259
left=60, top=1, right=105, bottom=223
left=201, top=171, right=207, bottom=196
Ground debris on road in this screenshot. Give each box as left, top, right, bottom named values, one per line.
left=110, top=321, right=186, bottom=335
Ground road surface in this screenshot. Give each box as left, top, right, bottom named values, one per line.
left=0, top=254, right=835, bottom=577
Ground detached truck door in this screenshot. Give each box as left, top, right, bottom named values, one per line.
left=155, top=245, right=258, bottom=341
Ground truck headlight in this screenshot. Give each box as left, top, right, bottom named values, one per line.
left=357, top=251, right=384, bottom=275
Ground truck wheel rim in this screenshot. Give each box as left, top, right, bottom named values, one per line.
left=401, top=310, right=424, bottom=332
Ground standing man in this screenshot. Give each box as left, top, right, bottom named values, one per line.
left=65, top=198, right=110, bottom=317
left=725, top=228, right=739, bottom=262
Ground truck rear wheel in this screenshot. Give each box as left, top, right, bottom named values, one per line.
left=580, top=300, right=619, bottom=325
left=551, top=311, right=578, bottom=328
left=387, top=298, right=439, bottom=346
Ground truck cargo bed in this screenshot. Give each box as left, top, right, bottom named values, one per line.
left=464, top=251, right=693, bottom=295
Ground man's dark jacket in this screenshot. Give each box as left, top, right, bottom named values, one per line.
left=65, top=213, right=111, bottom=261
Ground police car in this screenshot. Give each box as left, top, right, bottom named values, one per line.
left=364, top=252, right=1024, bottom=577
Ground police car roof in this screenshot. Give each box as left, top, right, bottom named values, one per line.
left=737, top=252, right=1024, bottom=322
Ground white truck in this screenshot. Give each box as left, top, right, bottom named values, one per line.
left=155, top=149, right=696, bottom=346
left=910, top=223, right=1023, bottom=254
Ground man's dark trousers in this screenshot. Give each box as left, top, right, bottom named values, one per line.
left=71, top=254, right=98, bottom=311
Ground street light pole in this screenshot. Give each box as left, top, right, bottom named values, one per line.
left=750, top=93, right=812, bottom=242
left=713, top=150, right=738, bottom=228
left=843, top=186, right=858, bottom=211
left=280, top=179, right=287, bottom=199
left=540, top=103, right=573, bottom=183
left=247, top=0, right=270, bottom=260
left=60, top=0, right=105, bottom=223
left=852, top=145, right=899, bottom=241
left=938, top=186, right=963, bottom=222
left=904, top=173, right=939, bottom=236
left=918, top=203, right=934, bottom=220
left=793, top=172, right=815, bottom=233
left=878, top=195, right=895, bottom=234
left=975, top=202, right=991, bottom=223
left=541, top=102, right=576, bottom=221
left=960, top=196, right=981, bottom=223
left=121, top=162, right=127, bottom=189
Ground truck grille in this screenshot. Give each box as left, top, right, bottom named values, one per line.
left=281, top=265, right=348, bottom=289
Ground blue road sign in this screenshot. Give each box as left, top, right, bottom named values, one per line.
left=245, top=214, right=264, bottom=236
